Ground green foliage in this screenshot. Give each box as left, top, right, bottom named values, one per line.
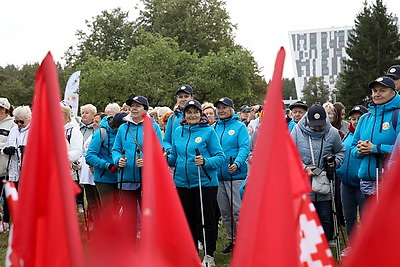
left=64, top=8, right=136, bottom=67
left=340, top=0, right=400, bottom=110
left=301, top=76, right=329, bottom=105
left=78, top=32, right=261, bottom=110
left=137, top=0, right=235, bottom=56
left=282, top=78, right=297, bottom=100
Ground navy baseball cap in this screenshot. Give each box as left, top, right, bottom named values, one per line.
left=175, top=84, right=194, bottom=95
left=307, top=105, right=326, bottom=127
left=126, top=96, right=149, bottom=110
left=348, top=105, right=368, bottom=117
left=214, top=97, right=234, bottom=109
left=386, top=65, right=400, bottom=80
left=368, top=76, right=396, bottom=91
left=111, top=112, right=128, bottom=127
left=183, top=99, right=202, bottom=112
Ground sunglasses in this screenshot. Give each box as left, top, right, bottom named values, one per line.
left=14, top=120, right=25, bottom=125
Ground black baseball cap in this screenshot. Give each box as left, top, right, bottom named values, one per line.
left=214, top=97, right=234, bottom=109
left=183, top=99, right=202, bottom=112
left=386, top=65, right=400, bottom=80
left=175, top=84, right=194, bottom=95
left=307, top=105, right=326, bottom=127
left=112, top=112, right=128, bottom=127
left=126, top=96, right=149, bottom=110
left=289, top=101, right=308, bottom=111
left=240, top=105, right=251, bottom=113
left=368, top=76, right=396, bottom=91
left=348, top=105, right=368, bottom=117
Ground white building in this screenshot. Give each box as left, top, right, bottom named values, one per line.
left=288, top=26, right=354, bottom=99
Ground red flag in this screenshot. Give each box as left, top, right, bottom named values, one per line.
left=10, top=52, right=84, bottom=267
left=86, top=197, right=138, bottom=267
left=4, top=181, right=19, bottom=267
left=298, top=195, right=334, bottom=266
left=231, top=47, right=310, bottom=266
left=341, top=147, right=400, bottom=266
left=140, top=115, right=201, bottom=266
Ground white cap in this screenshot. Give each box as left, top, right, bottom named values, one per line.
left=0, top=98, right=10, bottom=109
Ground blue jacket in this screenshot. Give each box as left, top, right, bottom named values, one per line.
left=213, top=114, right=249, bottom=180
left=112, top=115, right=162, bottom=183
left=163, top=109, right=183, bottom=153
left=288, top=119, right=296, bottom=132
left=86, top=116, right=118, bottom=184
left=336, top=131, right=361, bottom=187
left=168, top=119, right=225, bottom=188
left=351, top=95, right=400, bottom=181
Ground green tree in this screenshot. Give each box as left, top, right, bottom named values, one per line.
left=64, top=8, right=136, bottom=67
left=282, top=78, right=297, bottom=100
left=78, top=32, right=262, bottom=110
left=340, top=0, right=400, bottom=110
left=137, top=0, right=235, bottom=56
left=301, top=76, right=329, bottom=105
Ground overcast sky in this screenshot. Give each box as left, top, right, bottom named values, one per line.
left=1, top=0, right=399, bottom=80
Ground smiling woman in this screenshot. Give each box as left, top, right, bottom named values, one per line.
left=350, top=76, right=400, bottom=198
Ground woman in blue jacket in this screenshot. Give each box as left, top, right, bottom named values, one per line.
left=112, top=96, right=162, bottom=237
left=213, top=97, right=249, bottom=254
left=168, top=99, right=225, bottom=267
left=351, top=76, right=400, bottom=199
left=86, top=112, right=127, bottom=213
left=336, top=105, right=368, bottom=240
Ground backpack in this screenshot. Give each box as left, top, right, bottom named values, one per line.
left=66, top=127, right=73, bottom=143
left=99, top=127, right=109, bottom=152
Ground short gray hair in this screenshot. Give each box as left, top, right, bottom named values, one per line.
left=80, top=104, right=97, bottom=114
left=13, top=105, right=31, bottom=119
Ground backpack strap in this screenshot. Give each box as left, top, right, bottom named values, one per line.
left=66, top=127, right=73, bottom=143
left=99, top=127, right=109, bottom=152
left=392, top=108, right=400, bottom=132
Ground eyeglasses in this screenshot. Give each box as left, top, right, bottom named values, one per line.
left=14, top=120, right=25, bottom=125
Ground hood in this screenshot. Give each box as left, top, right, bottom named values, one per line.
left=0, top=115, right=15, bottom=125
left=218, top=113, right=240, bottom=123
left=297, top=111, right=332, bottom=137
left=368, top=93, right=400, bottom=115
left=99, top=115, right=117, bottom=132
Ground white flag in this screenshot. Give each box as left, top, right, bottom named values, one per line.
left=64, top=70, right=81, bottom=117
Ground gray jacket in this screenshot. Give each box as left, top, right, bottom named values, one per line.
left=291, top=115, right=345, bottom=202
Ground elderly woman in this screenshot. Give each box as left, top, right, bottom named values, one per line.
left=351, top=76, right=400, bottom=199
left=212, top=97, right=249, bottom=254
left=3, top=106, right=32, bottom=185
left=167, top=99, right=225, bottom=267
left=62, top=104, right=83, bottom=181
left=0, top=98, right=16, bottom=231
left=202, top=102, right=216, bottom=125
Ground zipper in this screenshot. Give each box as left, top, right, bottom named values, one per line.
left=184, top=126, right=192, bottom=188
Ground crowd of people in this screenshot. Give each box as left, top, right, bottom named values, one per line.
left=1, top=64, right=400, bottom=265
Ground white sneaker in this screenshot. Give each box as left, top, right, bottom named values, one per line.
left=340, top=247, right=351, bottom=257
left=202, top=255, right=215, bottom=267
left=0, top=222, right=10, bottom=232
left=198, top=240, right=204, bottom=251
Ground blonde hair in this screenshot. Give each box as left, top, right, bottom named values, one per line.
left=61, top=105, right=72, bottom=123
left=202, top=102, right=215, bottom=113
left=80, top=104, right=97, bottom=115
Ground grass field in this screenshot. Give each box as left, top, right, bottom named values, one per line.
left=0, top=213, right=347, bottom=266
left=0, top=217, right=232, bottom=266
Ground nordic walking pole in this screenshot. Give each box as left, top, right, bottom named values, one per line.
left=229, top=156, right=234, bottom=247
left=330, top=178, right=341, bottom=261
left=118, top=149, right=126, bottom=216
left=195, top=148, right=208, bottom=260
